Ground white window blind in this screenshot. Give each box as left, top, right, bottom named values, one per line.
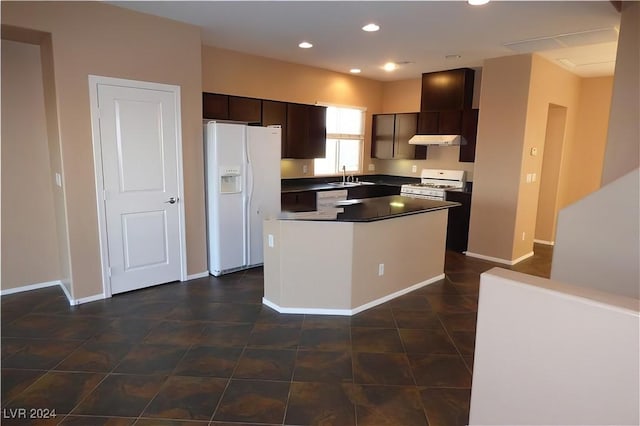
left=314, top=105, right=365, bottom=175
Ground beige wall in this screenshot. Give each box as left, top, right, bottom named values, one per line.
left=513, top=54, right=582, bottom=259
left=467, top=54, right=533, bottom=262
left=1, top=39, right=60, bottom=290
left=570, top=77, right=613, bottom=199
left=551, top=2, right=639, bottom=299
left=467, top=52, right=611, bottom=262
left=1, top=1, right=205, bottom=299
left=602, top=1, right=639, bottom=185
left=534, top=105, right=567, bottom=243
left=201, top=45, right=383, bottom=178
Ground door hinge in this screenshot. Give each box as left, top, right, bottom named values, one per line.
left=107, top=267, right=112, bottom=277
left=103, top=190, right=107, bottom=201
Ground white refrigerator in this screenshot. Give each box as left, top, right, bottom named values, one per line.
left=204, top=121, right=281, bottom=276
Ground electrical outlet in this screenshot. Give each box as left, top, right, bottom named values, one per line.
left=368, top=164, right=375, bottom=171
left=411, top=165, right=417, bottom=173
left=268, top=234, right=274, bottom=248
left=378, top=263, right=384, bottom=276
left=302, top=164, right=308, bottom=174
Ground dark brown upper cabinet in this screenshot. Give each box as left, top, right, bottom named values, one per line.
left=417, top=110, right=463, bottom=135
left=203, top=93, right=229, bottom=120
left=228, top=96, right=261, bottom=123
left=371, top=113, right=426, bottom=160
left=203, top=92, right=328, bottom=159
left=420, top=68, right=475, bottom=111
left=262, top=100, right=288, bottom=156
left=285, top=103, right=326, bottom=159
left=459, top=109, right=479, bottom=163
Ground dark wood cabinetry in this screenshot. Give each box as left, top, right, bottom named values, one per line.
left=446, top=190, right=471, bottom=252
left=286, top=103, right=326, bottom=159
left=417, top=68, right=479, bottom=162
left=262, top=100, right=288, bottom=156
left=203, top=92, right=327, bottom=159
left=418, top=110, right=463, bottom=135
left=203, top=93, right=229, bottom=120
left=416, top=109, right=478, bottom=163
left=228, top=96, right=261, bottom=123
left=420, top=68, right=474, bottom=111
left=460, top=109, right=479, bottom=163
left=347, top=184, right=400, bottom=200
left=282, top=184, right=401, bottom=212
left=371, top=113, right=426, bottom=160
left=281, top=191, right=316, bottom=212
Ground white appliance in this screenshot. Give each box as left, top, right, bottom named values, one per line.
left=400, top=169, right=466, bottom=200
left=204, top=121, right=281, bottom=276
left=408, top=134, right=462, bottom=146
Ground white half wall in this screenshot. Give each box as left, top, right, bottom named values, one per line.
left=551, top=168, right=639, bottom=299
left=470, top=268, right=640, bottom=426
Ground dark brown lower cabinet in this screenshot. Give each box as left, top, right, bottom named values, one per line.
left=347, top=185, right=400, bottom=199
left=446, top=190, right=472, bottom=252
left=281, top=191, right=316, bottom=212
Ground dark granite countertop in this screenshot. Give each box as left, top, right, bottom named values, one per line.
left=281, top=175, right=420, bottom=193
left=280, top=195, right=460, bottom=222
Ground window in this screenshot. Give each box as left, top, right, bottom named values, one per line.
left=314, top=105, right=365, bottom=175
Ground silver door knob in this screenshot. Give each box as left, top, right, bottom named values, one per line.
left=165, top=197, right=178, bottom=204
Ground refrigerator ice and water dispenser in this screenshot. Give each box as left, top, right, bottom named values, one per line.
left=219, top=166, right=241, bottom=193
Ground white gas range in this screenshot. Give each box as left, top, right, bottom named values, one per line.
left=400, top=169, right=466, bottom=200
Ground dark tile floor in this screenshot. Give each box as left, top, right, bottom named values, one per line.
left=1, top=246, right=551, bottom=425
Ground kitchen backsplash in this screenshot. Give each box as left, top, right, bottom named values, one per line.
left=281, top=147, right=475, bottom=181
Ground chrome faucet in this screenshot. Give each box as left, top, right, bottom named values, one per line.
left=342, top=165, right=346, bottom=183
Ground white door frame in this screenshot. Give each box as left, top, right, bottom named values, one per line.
left=88, top=75, right=188, bottom=298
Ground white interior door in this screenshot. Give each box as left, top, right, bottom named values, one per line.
left=93, top=79, right=184, bottom=295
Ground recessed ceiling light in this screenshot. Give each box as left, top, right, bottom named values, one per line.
left=445, top=54, right=462, bottom=60
left=362, top=23, right=380, bottom=32
left=468, top=0, right=490, bottom=5
left=298, top=41, right=313, bottom=49
left=383, top=62, right=397, bottom=72
left=350, top=68, right=362, bottom=74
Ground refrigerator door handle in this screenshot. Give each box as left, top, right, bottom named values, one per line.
left=244, top=138, right=253, bottom=267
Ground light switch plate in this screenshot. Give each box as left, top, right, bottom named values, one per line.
left=368, top=164, right=375, bottom=171
left=55, top=173, right=62, bottom=187
left=411, top=165, right=417, bottom=173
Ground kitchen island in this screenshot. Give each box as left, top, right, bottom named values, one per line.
left=263, top=195, right=459, bottom=315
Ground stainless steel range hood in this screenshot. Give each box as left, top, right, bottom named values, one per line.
left=408, top=134, right=462, bottom=146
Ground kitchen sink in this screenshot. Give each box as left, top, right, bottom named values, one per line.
left=327, top=181, right=376, bottom=187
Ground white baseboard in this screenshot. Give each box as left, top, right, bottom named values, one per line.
left=0, top=280, right=61, bottom=296
left=534, top=239, right=555, bottom=246
left=262, top=274, right=445, bottom=316
left=465, top=251, right=534, bottom=266
left=0, top=279, right=105, bottom=306
left=68, top=293, right=105, bottom=306
left=186, top=271, right=209, bottom=281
